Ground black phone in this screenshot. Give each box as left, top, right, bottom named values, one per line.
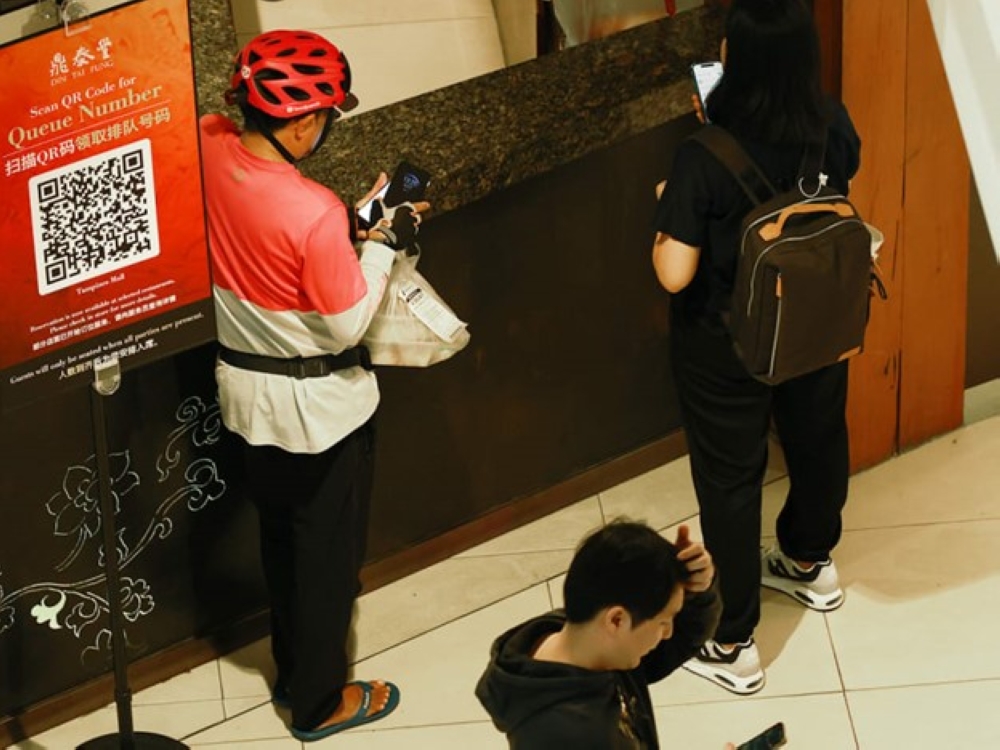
left=383, top=160, right=431, bottom=207
left=736, top=722, right=787, bottom=750
left=356, top=161, right=431, bottom=229
left=690, top=60, right=723, bottom=121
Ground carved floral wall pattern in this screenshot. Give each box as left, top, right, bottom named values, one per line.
left=0, top=396, right=225, bottom=663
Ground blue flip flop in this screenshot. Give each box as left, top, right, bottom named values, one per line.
left=291, top=680, right=401, bottom=742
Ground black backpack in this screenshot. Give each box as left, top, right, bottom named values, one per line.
left=690, top=125, right=885, bottom=385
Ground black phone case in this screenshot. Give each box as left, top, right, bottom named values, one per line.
left=736, top=722, right=786, bottom=750
left=383, top=160, right=431, bottom=206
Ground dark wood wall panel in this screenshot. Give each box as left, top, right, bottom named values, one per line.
left=367, top=117, right=695, bottom=562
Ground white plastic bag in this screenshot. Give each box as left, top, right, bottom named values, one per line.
left=866, top=222, right=884, bottom=260
left=363, top=247, right=470, bottom=367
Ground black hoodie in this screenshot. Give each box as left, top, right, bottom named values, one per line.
left=476, top=583, right=721, bottom=749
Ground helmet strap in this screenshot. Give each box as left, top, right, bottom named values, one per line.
left=261, top=127, right=299, bottom=165
left=244, top=106, right=299, bottom=165
left=245, top=107, right=336, bottom=165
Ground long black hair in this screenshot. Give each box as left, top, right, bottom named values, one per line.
left=706, top=0, right=828, bottom=144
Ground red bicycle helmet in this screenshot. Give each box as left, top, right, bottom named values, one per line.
left=229, top=30, right=358, bottom=118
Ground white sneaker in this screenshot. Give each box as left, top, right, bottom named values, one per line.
left=761, top=545, right=844, bottom=611
left=683, top=638, right=765, bottom=695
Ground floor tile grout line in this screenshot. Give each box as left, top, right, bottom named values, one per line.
left=841, top=515, right=1000, bottom=534
left=650, top=687, right=849, bottom=711
left=822, top=611, right=848, bottom=696
left=842, top=675, right=1000, bottom=694
left=327, top=717, right=502, bottom=735
left=215, top=657, right=226, bottom=704
left=838, top=689, right=862, bottom=750
left=176, top=700, right=238, bottom=743
left=455, top=547, right=580, bottom=559
left=352, top=576, right=565, bottom=668
left=654, top=512, right=702, bottom=536
left=544, top=577, right=555, bottom=611
left=822, top=611, right=860, bottom=749
left=179, top=697, right=278, bottom=743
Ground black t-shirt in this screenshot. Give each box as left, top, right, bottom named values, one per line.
left=653, top=102, right=862, bottom=322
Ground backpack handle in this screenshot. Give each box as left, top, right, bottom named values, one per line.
left=758, top=202, right=856, bottom=241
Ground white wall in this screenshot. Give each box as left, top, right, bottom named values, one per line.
left=228, top=0, right=506, bottom=115
left=926, top=0, right=1000, bottom=260
left=492, top=0, right=536, bottom=66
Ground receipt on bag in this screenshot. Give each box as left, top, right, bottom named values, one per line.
left=398, top=281, right=467, bottom=342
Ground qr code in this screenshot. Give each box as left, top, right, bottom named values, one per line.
left=29, top=139, right=160, bottom=296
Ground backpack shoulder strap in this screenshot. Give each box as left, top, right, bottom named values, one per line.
left=689, top=125, right=777, bottom=206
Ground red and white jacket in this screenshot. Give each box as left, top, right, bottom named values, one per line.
left=200, top=114, right=395, bottom=453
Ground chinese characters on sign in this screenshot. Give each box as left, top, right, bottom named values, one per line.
left=0, top=0, right=215, bottom=411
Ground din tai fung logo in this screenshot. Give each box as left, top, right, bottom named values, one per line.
left=49, top=36, right=114, bottom=84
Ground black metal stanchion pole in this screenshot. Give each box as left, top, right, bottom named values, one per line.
left=77, top=360, right=188, bottom=750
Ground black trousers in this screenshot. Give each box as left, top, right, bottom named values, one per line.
left=242, top=420, right=375, bottom=730
left=670, top=315, right=849, bottom=643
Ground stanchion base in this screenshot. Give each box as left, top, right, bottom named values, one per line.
left=77, top=732, right=190, bottom=749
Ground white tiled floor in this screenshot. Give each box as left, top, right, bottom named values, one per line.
left=15, top=403, right=1000, bottom=749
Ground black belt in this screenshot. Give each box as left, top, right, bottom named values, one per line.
left=218, top=346, right=372, bottom=378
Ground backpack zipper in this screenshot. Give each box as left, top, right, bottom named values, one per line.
left=768, top=274, right=783, bottom=376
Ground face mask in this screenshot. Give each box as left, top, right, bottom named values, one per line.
left=308, top=111, right=335, bottom=157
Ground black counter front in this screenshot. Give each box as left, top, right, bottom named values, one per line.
left=0, top=0, right=723, bottom=739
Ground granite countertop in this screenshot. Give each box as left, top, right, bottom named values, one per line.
left=191, top=0, right=724, bottom=217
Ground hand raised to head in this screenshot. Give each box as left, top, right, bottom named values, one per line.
left=674, top=524, right=714, bottom=593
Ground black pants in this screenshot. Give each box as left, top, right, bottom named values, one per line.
left=671, top=316, right=849, bottom=643
left=242, top=420, right=375, bottom=730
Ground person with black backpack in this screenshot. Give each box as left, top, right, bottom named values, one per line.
left=651, top=0, right=862, bottom=695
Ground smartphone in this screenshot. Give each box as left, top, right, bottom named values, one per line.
left=357, top=160, right=431, bottom=228
left=356, top=182, right=389, bottom=227
left=691, top=60, right=723, bottom=121
left=736, top=722, right=786, bottom=750
left=382, top=160, right=431, bottom=207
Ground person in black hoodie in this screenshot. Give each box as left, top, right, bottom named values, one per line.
left=476, top=520, right=723, bottom=749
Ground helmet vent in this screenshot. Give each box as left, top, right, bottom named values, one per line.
left=284, top=86, right=310, bottom=102
left=291, top=63, right=324, bottom=76
left=257, top=88, right=280, bottom=105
